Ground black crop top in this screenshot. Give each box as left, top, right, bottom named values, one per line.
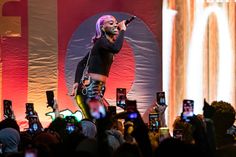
left=88, top=30, right=125, bottom=76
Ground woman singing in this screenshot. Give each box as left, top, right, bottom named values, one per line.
left=71, top=15, right=126, bottom=119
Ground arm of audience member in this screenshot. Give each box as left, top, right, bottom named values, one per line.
left=11, top=110, right=16, bottom=120
left=132, top=111, right=153, bottom=157
left=53, top=99, right=60, bottom=118
left=154, top=101, right=167, bottom=127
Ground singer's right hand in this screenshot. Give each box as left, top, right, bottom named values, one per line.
left=118, top=20, right=126, bottom=31
left=70, top=82, right=79, bottom=97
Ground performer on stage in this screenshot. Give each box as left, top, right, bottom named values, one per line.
left=71, top=15, right=126, bottom=119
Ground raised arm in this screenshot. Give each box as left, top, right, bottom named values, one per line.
left=99, top=30, right=125, bottom=53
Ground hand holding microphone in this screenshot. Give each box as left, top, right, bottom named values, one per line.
left=125, top=16, right=136, bottom=26
left=118, top=16, right=136, bottom=31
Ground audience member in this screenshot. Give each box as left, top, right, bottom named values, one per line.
left=0, top=95, right=235, bottom=157
left=80, top=119, right=97, bottom=139
left=204, top=100, right=236, bottom=157
left=0, top=128, right=20, bottom=155
left=112, top=142, right=143, bottom=157
left=0, top=118, right=20, bottom=133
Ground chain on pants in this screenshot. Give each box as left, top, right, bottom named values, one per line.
left=75, top=79, right=105, bottom=119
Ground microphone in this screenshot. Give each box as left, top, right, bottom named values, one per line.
left=125, top=16, right=136, bottom=26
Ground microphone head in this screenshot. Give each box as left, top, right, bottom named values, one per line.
left=125, top=16, right=136, bottom=26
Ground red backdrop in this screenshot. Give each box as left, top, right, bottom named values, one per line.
left=0, top=0, right=162, bottom=129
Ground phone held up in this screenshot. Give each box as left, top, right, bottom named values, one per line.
left=125, top=100, right=138, bottom=120
left=149, top=113, right=159, bottom=132
left=173, top=129, right=183, bottom=140
left=156, top=91, right=166, bottom=106
left=107, top=106, right=117, bottom=117
left=181, top=99, right=194, bottom=122
left=25, top=146, right=37, bottom=157
left=159, top=127, right=170, bottom=142
left=46, top=90, right=54, bottom=109
left=28, top=114, right=40, bottom=134
left=116, top=88, right=127, bottom=109
left=25, top=103, right=35, bottom=117
left=3, top=99, right=13, bottom=119
left=65, top=116, right=77, bottom=134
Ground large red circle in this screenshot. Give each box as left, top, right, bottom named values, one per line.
left=104, top=40, right=135, bottom=99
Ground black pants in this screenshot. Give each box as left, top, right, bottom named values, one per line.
left=75, top=79, right=105, bottom=119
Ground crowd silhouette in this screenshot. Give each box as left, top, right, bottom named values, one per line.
left=0, top=96, right=235, bottom=157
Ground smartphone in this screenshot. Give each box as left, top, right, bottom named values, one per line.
left=65, top=116, right=76, bottom=134
left=124, top=100, right=138, bottom=121
left=127, top=112, right=138, bottom=119
left=46, top=90, right=54, bottom=108
left=66, top=123, right=76, bottom=134
left=25, top=147, right=37, bottom=157
left=149, top=113, right=159, bottom=131
left=116, top=88, right=126, bottom=109
left=126, top=100, right=137, bottom=112
left=159, top=127, right=170, bottom=142
left=28, top=115, right=39, bottom=133
left=156, top=91, right=166, bottom=105
left=26, top=103, right=34, bottom=116
left=173, top=129, right=183, bottom=140
left=3, top=100, right=13, bottom=119
left=29, top=123, right=39, bottom=134
left=181, top=99, right=194, bottom=122
left=108, top=106, right=117, bottom=116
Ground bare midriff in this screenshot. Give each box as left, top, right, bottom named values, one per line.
left=88, top=73, right=107, bottom=83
